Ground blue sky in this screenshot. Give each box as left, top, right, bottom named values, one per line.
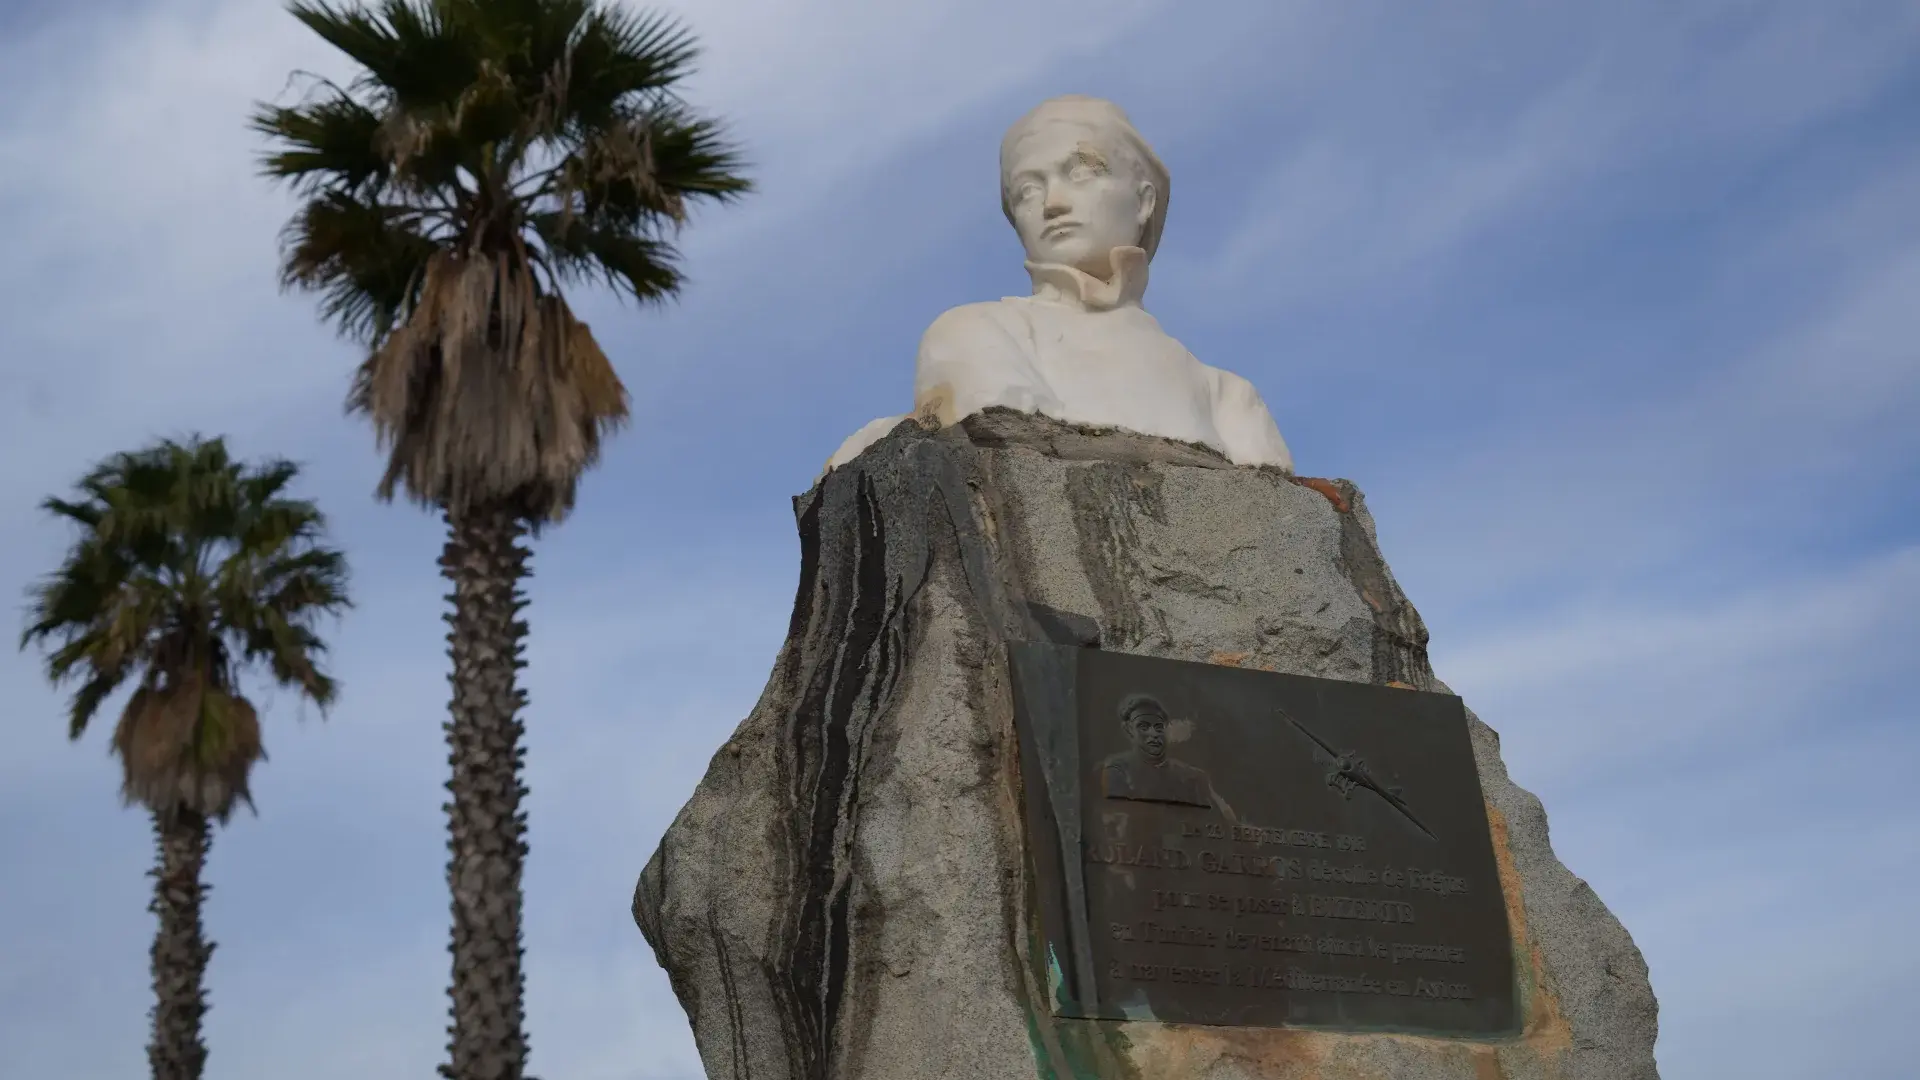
left=1, top=1, right=1916, bottom=1077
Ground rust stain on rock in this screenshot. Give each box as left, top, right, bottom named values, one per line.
left=1114, top=1022, right=1533, bottom=1080
left=1485, top=800, right=1575, bottom=1062
left=915, top=382, right=956, bottom=428
left=1207, top=651, right=1280, bottom=672
left=977, top=498, right=1001, bottom=544
left=1119, top=1024, right=1329, bottom=1080
left=1289, top=476, right=1351, bottom=514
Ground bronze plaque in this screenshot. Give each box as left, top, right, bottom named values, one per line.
left=1009, top=643, right=1517, bottom=1036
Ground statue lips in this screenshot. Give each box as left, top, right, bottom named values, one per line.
left=1041, top=219, right=1081, bottom=240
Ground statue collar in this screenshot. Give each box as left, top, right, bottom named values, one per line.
left=1024, top=245, right=1150, bottom=312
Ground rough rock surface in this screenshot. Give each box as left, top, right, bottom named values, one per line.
left=634, top=409, right=1659, bottom=1079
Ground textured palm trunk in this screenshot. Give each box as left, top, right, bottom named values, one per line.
left=148, top=810, right=212, bottom=1080
left=438, top=502, right=533, bottom=1080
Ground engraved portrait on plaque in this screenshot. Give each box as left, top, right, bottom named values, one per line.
left=1008, top=642, right=1519, bottom=1037
left=1100, top=694, right=1232, bottom=815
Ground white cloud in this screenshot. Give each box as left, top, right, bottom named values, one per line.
left=1160, top=0, right=1920, bottom=317
left=1436, top=544, right=1920, bottom=788
left=1363, top=156, right=1920, bottom=616
left=668, top=0, right=1164, bottom=204
left=1600, top=745, right=1918, bottom=1080
left=1735, top=247, right=1920, bottom=450
left=1180, top=67, right=1623, bottom=308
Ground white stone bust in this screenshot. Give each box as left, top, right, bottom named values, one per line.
left=825, top=95, right=1293, bottom=474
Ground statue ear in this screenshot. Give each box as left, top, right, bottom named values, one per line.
left=1135, top=180, right=1158, bottom=233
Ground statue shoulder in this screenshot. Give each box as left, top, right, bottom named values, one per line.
left=1202, top=364, right=1294, bottom=472
left=1203, top=363, right=1261, bottom=404
left=913, top=300, right=1054, bottom=427
left=919, top=300, right=1031, bottom=355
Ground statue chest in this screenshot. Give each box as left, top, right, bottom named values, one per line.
left=1018, top=306, right=1222, bottom=445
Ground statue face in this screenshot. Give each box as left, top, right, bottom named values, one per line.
left=1127, top=713, right=1168, bottom=761
left=1003, top=119, right=1157, bottom=280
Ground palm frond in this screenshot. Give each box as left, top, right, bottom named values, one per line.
left=279, top=189, right=441, bottom=341
left=250, top=89, right=390, bottom=195
left=290, top=0, right=472, bottom=109
left=548, top=6, right=698, bottom=133
left=528, top=210, right=678, bottom=298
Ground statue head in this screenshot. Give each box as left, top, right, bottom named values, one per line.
left=1118, top=694, right=1170, bottom=762
left=1000, top=95, right=1170, bottom=281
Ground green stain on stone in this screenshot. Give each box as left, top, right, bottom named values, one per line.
left=1048, top=944, right=1068, bottom=1013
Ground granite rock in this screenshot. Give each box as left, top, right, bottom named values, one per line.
left=634, top=409, right=1658, bottom=1079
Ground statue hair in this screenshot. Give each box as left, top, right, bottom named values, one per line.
left=1117, top=693, right=1169, bottom=729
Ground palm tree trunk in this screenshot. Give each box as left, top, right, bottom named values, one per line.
left=148, top=810, right=212, bottom=1080
left=438, top=502, right=533, bottom=1080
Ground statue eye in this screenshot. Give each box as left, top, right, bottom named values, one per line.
left=1068, top=165, right=1094, bottom=182
left=1015, top=181, right=1042, bottom=203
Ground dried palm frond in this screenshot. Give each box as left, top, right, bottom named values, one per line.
left=114, top=670, right=266, bottom=825
left=349, top=247, right=626, bottom=523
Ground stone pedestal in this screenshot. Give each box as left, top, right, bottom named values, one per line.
left=633, top=410, right=1659, bottom=1079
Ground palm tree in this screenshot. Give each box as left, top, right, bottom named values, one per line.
left=251, top=3, right=748, bottom=1076
left=19, top=436, right=350, bottom=1080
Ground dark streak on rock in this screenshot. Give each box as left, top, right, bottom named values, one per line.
left=781, top=488, right=825, bottom=687
left=772, top=474, right=899, bottom=1079
left=711, top=921, right=751, bottom=1080
left=1322, top=479, right=1436, bottom=690
left=638, top=421, right=1056, bottom=1080
left=1065, top=462, right=1152, bottom=650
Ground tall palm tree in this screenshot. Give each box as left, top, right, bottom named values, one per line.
left=252, top=3, right=748, bottom=1076
left=19, top=436, right=350, bottom=1080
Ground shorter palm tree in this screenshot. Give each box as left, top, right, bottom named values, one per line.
left=20, top=435, right=350, bottom=1080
